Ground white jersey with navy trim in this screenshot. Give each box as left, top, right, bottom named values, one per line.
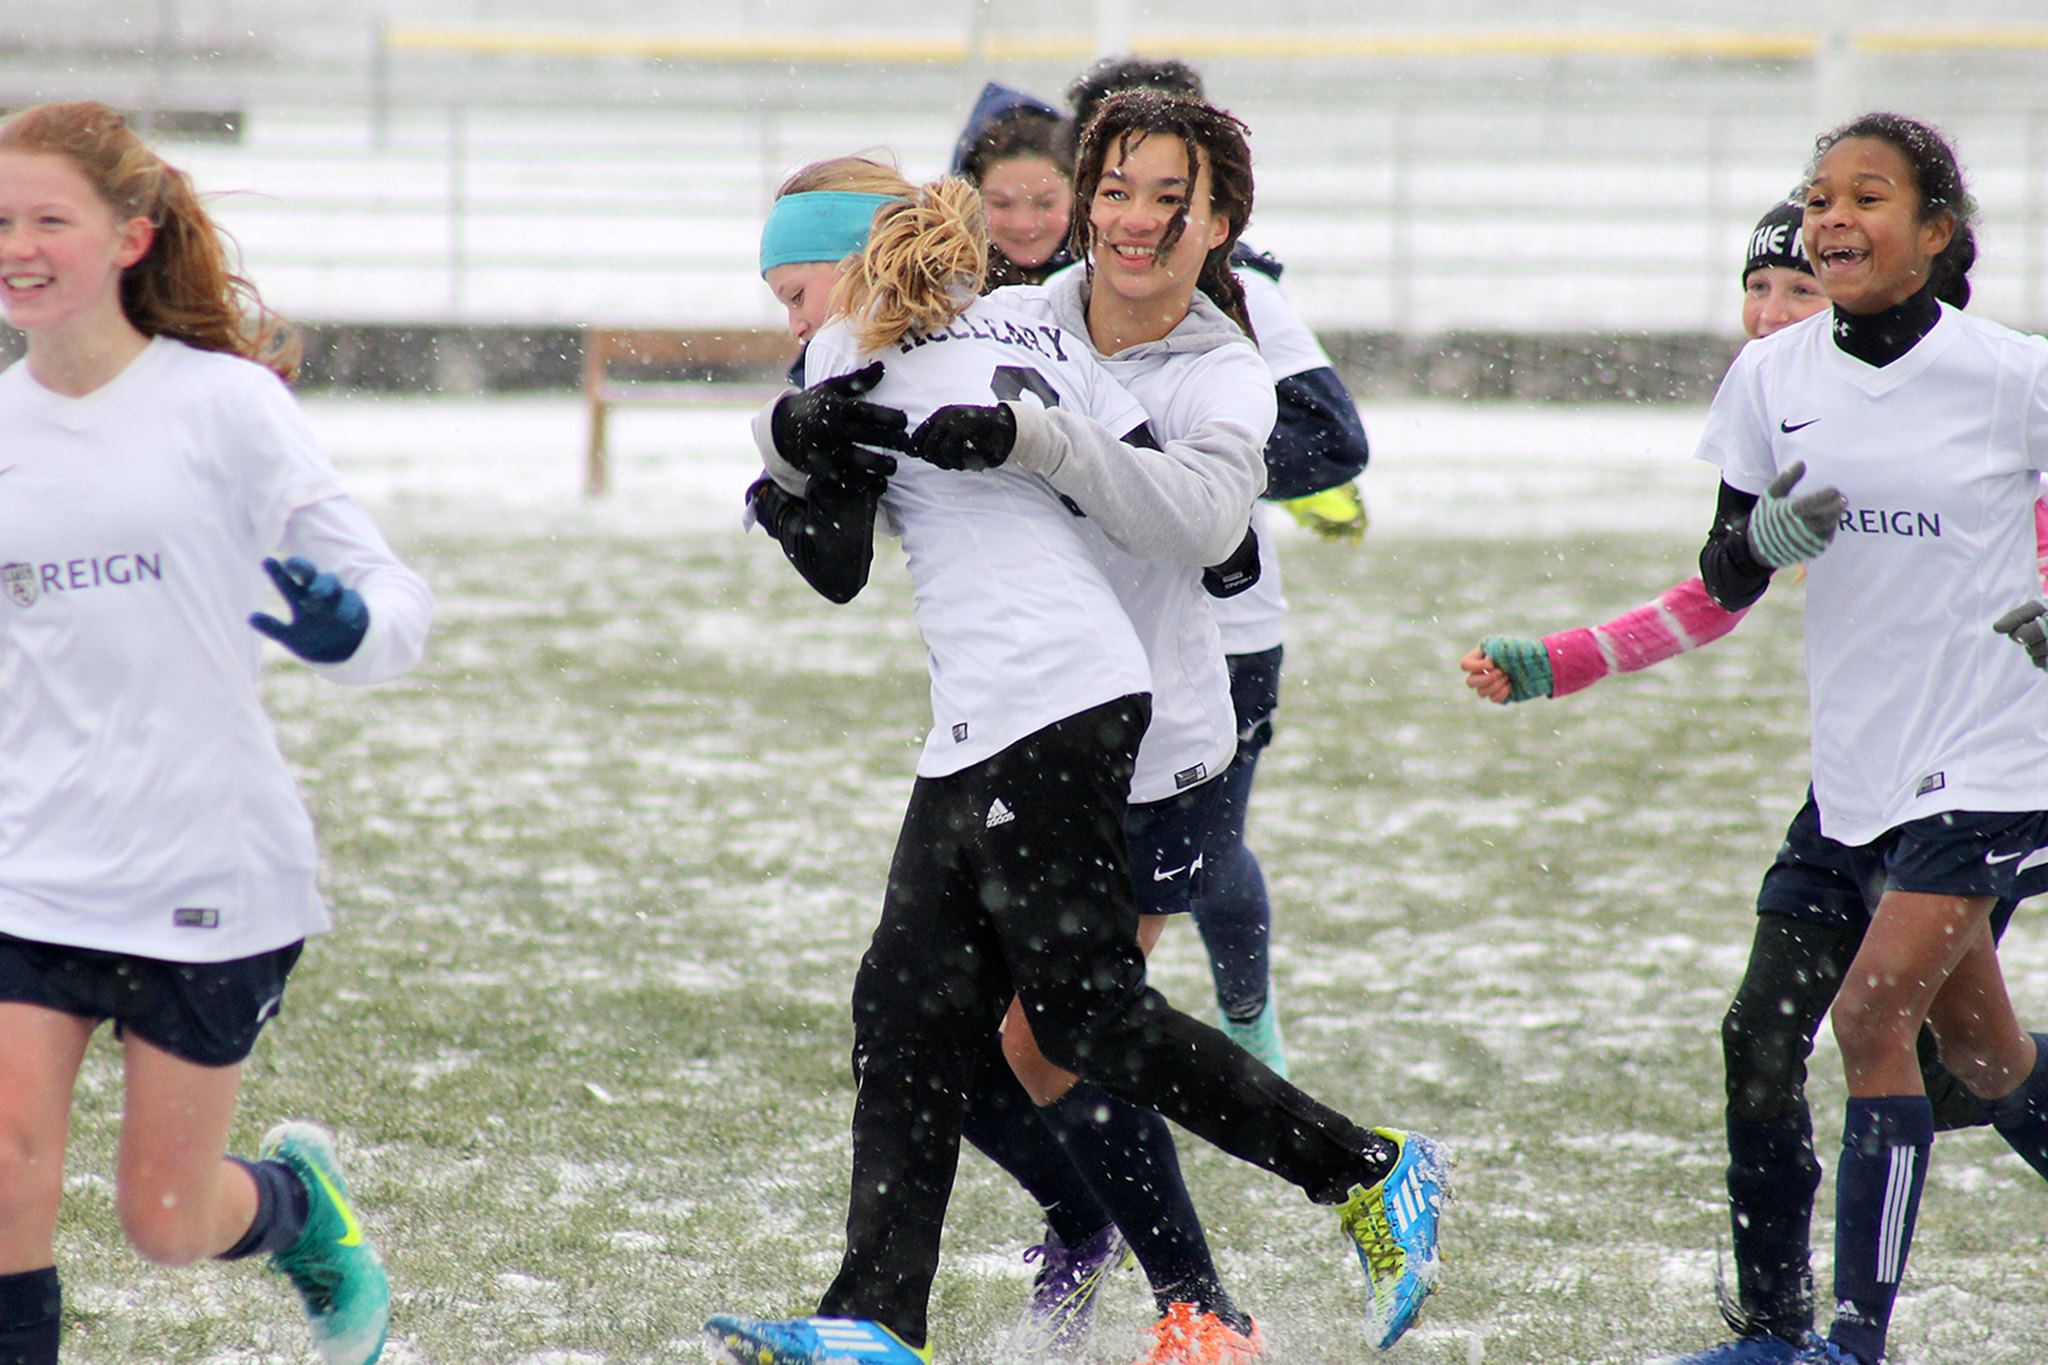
left=0, top=338, right=432, bottom=961
left=801, top=296, right=1154, bottom=780
left=1218, top=265, right=1330, bottom=656
left=1003, top=276, right=1277, bottom=802
left=1696, top=304, right=2048, bottom=845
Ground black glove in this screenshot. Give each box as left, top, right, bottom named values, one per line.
left=1202, top=526, right=1261, bottom=598
left=770, top=361, right=909, bottom=480
left=1994, top=598, right=2048, bottom=671
left=907, top=403, right=1018, bottom=472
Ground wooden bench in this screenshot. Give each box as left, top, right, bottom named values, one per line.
left=581, top=327, right=795, bottom=495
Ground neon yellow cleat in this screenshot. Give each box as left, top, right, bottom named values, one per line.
left=1276, top=482, right=1367, bottom=540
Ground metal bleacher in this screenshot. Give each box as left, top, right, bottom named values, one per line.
left=6, top=2, right=2048, bottom=339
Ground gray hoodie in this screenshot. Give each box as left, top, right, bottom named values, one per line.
left=994, top=268, right=1271, bottom=567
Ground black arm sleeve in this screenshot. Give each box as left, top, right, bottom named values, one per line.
left=748, top=475, right=880, bottom=605
left=1264, top=367, right=1370, bottom=501
left=1699, top=480, right=1773, bottom=611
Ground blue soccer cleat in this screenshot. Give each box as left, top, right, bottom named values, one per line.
left=260, top=1122, right=390, bottom=1365
left=703, top=1314, right=931, bottom=1364
left=1337, top=1128, right=1451, bottom=1351
left=1647, top=1333, right=1814, bottom=1364
left=1793, top=1343, right=1865, bottom=1365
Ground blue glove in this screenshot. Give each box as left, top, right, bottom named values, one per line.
left=250, top=556, right=369, bottom=663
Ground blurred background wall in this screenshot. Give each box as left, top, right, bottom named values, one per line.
left=5, top=2, right=2047, bottom=394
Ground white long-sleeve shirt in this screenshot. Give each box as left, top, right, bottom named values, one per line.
left=0, top=338, right=432, bottom=960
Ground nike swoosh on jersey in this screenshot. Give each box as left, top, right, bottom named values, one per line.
left=1986, top=848, right=2030, bottom=865
left=308, top=1163, right=365, bottom=1246
left=1153, top=865, right=1187, bottom=882
left=1779, top=418, right=1821, bottom=433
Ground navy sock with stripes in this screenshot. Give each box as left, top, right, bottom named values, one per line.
left=0, top=1266, right=60, bottom=1365
left=1985, top=1031, right=2048, bottom=1180
left=1828, top=1095, right=1933, bottom=1365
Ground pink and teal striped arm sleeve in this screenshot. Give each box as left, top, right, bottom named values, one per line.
left=1542, top=576, right=1748, bottom=699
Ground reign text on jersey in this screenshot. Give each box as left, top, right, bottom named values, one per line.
left=1, top=553, right=164, bottom=608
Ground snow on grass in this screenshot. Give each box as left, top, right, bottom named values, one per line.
left=41, top=393, right=2048, bottom=1363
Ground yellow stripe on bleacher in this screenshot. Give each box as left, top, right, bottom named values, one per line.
left=380, top=25, right=2048, bottom=65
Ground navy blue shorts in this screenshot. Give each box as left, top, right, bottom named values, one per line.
left=1849, top=807, right=2048, bottom=901
left=0, top=932, right=303, bottom=1067
left=1757, top=790, right=2048, bottom=926
left=1127, top=647, right=1286, bottom=917
left=1128, top=776, right=1224, bottom=916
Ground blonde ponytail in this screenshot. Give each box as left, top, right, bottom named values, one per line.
left=832, top=177, right=988, bottom=352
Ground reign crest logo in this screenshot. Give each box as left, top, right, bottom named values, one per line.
left=1, top=562, right=36, bottom=608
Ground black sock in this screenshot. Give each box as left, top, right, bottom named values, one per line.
left=217, top=1157, right=311, bottom=1261
left=0, top=1266, right=60, bottom=1365
left=959, top=1046, right=1115, bottom=1249
left=1724, top=1115, right=1818, bottom=1336
left=1043, top=1083, right=1248, bottom=1333
left=1985, top=1030, right=2048, bottom=1180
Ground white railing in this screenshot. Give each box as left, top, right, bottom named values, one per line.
left=175, top=92, right=2048, bottom=337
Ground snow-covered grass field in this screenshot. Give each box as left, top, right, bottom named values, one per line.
left=44, top=395, right=2048, bottom=1363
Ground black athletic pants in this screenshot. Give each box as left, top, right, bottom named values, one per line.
left=817, top=695, right=1381, bottom=1347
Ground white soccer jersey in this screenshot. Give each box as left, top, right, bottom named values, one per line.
left=0, top=338, right=432, bottom=961
left=801, top=296, right=1154, bottom=779
left=1216, top=265, right=1331, bottom=657
left=1696, top=305, right=2048, bottom=845
left=1004, top=276, right=1278, bottom=802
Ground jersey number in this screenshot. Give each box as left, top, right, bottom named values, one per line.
left=987, top=367, right=1085, bottom=518
left=990, top=365, right=1060, bottom=410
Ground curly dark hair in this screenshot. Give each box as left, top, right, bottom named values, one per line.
left=1064, top=55, right=1205, bottom=158
left=1809, top=111, right=1977, bottom=309
left=1070, top=89, right=1255, bottom=339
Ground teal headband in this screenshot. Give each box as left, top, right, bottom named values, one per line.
left=759, top=191, right=902, bottom=276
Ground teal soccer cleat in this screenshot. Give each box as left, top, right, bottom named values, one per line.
left=261, top=1122, right=390, bottom=1365
left=1217, top=994, right=1288, bottom=1079
left=704, top=1314, right=931, bottom=1364
left=1337, top=1128, right=1451, bottom=1351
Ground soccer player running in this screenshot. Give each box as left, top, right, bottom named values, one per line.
left=771, top=104, right=1287, bottom=1360
left=0, top=102, right=432, bottom=1365
left=706, top=143, right=1445, bottom=1365
left=1461, top=194, right=2048, bottom=1364
left=935, top=89, right=1291, bottom=1364
left=1666, top=113, right=2048, bottom=1365
left=1060, top=58, right=1373, bottom=1080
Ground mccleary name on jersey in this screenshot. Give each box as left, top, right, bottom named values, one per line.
left=788, top=294, right=1157, bottom=781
